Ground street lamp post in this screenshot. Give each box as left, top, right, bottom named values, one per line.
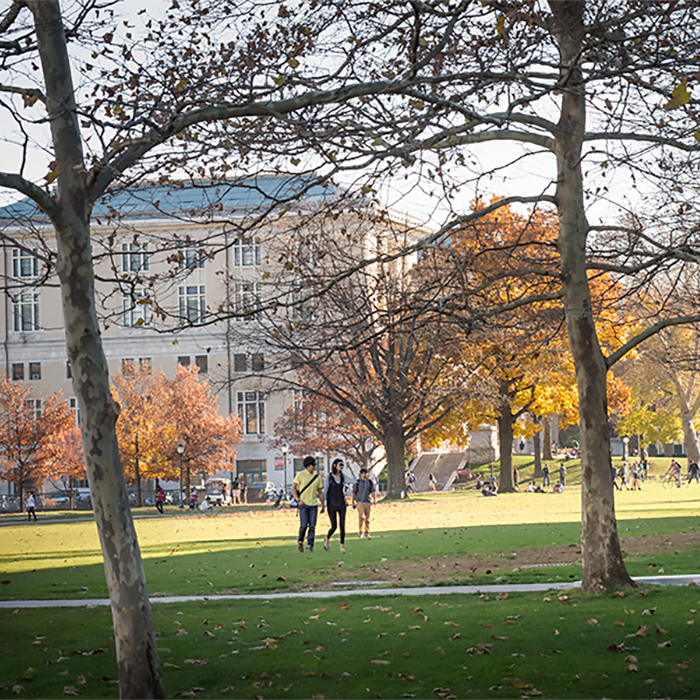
left=177, top=443, right=185, bottom=508
left=622, top=436, right=630, bottom=467
left=282, top=444, right=289, bottom=495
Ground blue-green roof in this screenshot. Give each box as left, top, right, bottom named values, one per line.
left=0, top=175, right=340, bottom=222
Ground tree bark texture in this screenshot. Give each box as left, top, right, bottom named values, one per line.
left=496, top=405, right=516, bottom=493
left=383, top=422, right=406, bottom=499
left=29, top=2, right=164, bottom=697
left=549, top=0, right=634, bottom=591
left=533, top=427, right=543, bottom=478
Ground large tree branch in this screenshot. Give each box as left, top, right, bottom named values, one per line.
left=607, top=315, right=700, bottom=369
left=0, top=171, right=62, bottom=220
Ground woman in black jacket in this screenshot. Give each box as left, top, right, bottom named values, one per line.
left=323, top=459, right=355, bottom=553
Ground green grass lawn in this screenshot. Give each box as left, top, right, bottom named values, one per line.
left=1, top=481, right=699, bottom=698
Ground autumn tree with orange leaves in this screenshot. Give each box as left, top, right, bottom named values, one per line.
left=112, top=365, right=178, bottom=507
left=0, top=378, right=74, bottom=509
left=164, top=365, right=240, bottom=498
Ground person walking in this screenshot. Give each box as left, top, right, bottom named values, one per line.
left=231, top=477, right=241, bottom=505
left=513, top=467, right=519, bottom=490
left=352, top=468, right=376, bottom=539
left=688, top=460, right=700, bottom=484
left=428, top=472, right=437, bottom=492
left=323, top=458, right=354, bottom=553
left=239, top=480, right=248, bottom=505
left=559, top=464, right=567, bottom=487
left=25, top=491, right=37, bottom=522
left=155, top=484, right=166, bottom=514
left=292, top=456, right=324, bottom=552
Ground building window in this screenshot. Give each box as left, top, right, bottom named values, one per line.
left=24, top=398, right=41, bottom=421
left=180, top=243, right=206, bottom=270
left=179, top=285, right=206, bottom=323
left=178, top=356, right=191, bottom=366
left=69, top=397, right=80, bottom=425
left=13, top=292, right=40, bottom=331
left=233, top=282, right=261, bottom=322
left=122, top=288, right=151, bottom=327
left=12, top=248, right=40, bottom=278
left=12, top=363, right=24, bottom=381
left=233, top=237, right=261, bottom=267
left=28, top=362, right=41, bottom=380
left=236, top=459, right=266, bottom=486
left=121, top=243, right=149, bottom=273
left=251, top=353, right=264, bottom=372
left=66, top=362, right=72, bottom=379
left=139, top=358, right=152, bottom=371
left=237, top=391, right=266, bottom=434
left=234, top=354, right=247, bottom=372
left=195, top=355, right=208, bottom=374
left=122, top=358, right=135, bottom=373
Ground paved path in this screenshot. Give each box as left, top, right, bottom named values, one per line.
left=1, top=574, right=698, bottom=609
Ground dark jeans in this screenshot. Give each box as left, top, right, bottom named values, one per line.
left=298, top=503, right=318, bottom=548
left=542, top=474, right=550, bottom=487
left=27, top=507, right=36, bottom=522
left=326, top=506, right=347, bottom=544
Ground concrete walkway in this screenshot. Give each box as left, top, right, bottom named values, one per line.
left=1, top=574, right=698, bottom=609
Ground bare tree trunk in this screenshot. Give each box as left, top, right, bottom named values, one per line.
left=383, top=423, right=406, bottom=499
left=679, top=407, right=700, bottom=464
left=30, top=2, right=163, bottom=696
left=496, top=409, right=516, bottom=493
left=550, top=0, right=634, bottom=591
left=533, top=426, right=543, bottom=478
left=543, top=417, right=553, bottom=461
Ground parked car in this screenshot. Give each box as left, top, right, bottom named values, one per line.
left=205, top=477, right=231, bottom=505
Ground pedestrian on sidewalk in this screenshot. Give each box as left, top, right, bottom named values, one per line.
left=352, top=468, right=376, bottom=538
left=25, top=491, right=37, bottom=522
left=292, top=456, right=324, bottom=552
left=155, top=484, right=166, bottom=514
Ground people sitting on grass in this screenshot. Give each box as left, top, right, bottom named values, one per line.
left=553, top=480, right=564, bottom=493
left=481, top=481, right=498, bottom=497
left=525, top=482, right=546, bottom=493
left=199, top=496, right=213, bottom=512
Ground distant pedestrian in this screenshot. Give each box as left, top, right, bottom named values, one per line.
left=542, top=465, right=550, bottom=488
left=611, top=465, right=621, bottom=491
left=292, top=456, right=324, bottom=552
left=189, top=489, right=198, bottom=509
left=630, top=463, right=641, bottom=491
left=231, top=478, right=241, bottom=505
left=559, top=464, right=567, bottom=487
left=25, top=491, right=37, bottom=522
left=429, top=473, right=437, bottom=492
left=689, top=461, right=700, bottom=484
left=513, top=467, right=519, bottom=489
left=155, top=485, right=166, bottom=514
left=240, top=480, right=248, bottom=504
left=352, top=468, right=377, bottom=538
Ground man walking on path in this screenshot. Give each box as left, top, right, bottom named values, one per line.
left=352, top=468, right=377, bottom=538
left=292, top=456, right=324, bottom=552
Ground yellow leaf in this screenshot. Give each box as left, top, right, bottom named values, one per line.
left=496, top=15, right=506, bottom=37
left=45, top=168, right=60, bottom=184
left=287, top=58, right=300, bottom=69
left=664, top=80, right=691, bottom=110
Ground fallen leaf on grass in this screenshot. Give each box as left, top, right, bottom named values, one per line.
left=12, top=686, right=24, bottom=695
left=608, top=643, right=625, bottom=652
left=628, top=664, right=638, bottom=672
left=656, top=624, right=668, bottom=634
left=62, top=688, right=78, bottom=696
left=615, top=621, right=625, bottom=627
left=491, top=635, right=507, bottom=641
left=163, top=663, right=179, bottom=669
left=644, top=679, right=656, bottom=685
left=635, top=625, right=648, bottom=638
left=444, top=621, right=459, bottom=627
left=340, top=603, right=350, bottom=610
left=497, top=593, right=508, bottom=600
left=624, top=655, right=638, bottom=663
left=642, top=607, right=657, bottom=616
left=587, top=619, right=598, bottom=626
left=558, top=595, right=570, bottom=604
left=184, top=659, right=210, bottom=665
left=371, top=660, right=390, bottom=665
left=76, top=675, right=86, bottom=686
left=203, top=631, right=215, bottom=638
left=658, top=641, right=672, bottom=648
left=277, top=576, right=286, bottom=582
left=176, top=630, right=188, bottom=636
